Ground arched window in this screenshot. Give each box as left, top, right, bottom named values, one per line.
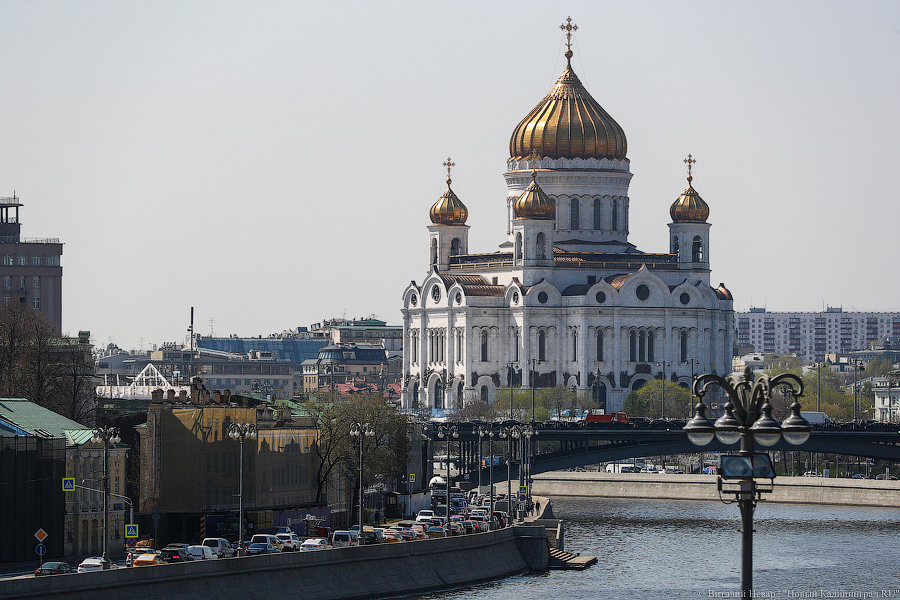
left=572, top=330, right=578, bottom=361
left=536, top=232, right=546, bottom=259
left=593, top=198, right=602, bottom=230
left=596, top=330, right=604, bottom=362
left=430, top=238, right=438, bottom=265
left=434, top=380, right=443, bottom=409
left=481, top=330, right=489, bottom=362
left=480, top=386, right=489, bottom=403
left=450, top=238, right=460, bottom=256
left=680, top=331, right=688, bottom=364
left=611, top=199, right=618, bottom=231
left=673, top=236, right=679, bottom=258
left=639, top=331, right=646, bottom=362
left=570, top=198, right=580, bottom=230
left=692, top=236, right=703, bottom=262
left=515, top=233, right=523, bottom=261
left=648, top=331, right=655, bottom=362
left=629, top=330, right=636, bottom=362
left=410, top=330, right=418, bottom=364
left=538, top=330, right=546, bottom=362
left=514, top=329, right=520, bottom=362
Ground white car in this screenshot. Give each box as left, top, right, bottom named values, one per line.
left=187, top=545, right=217, bottom=560
left=276, top=532, right=303, bottom=551
left=201, top=538, right=235, bottom=558
left=415, top=509, right=435, bottom=522
left=77, top=557, right=117, bottom=573
left=299, top=538, right=330, bottom=551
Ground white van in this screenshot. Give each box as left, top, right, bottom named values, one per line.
left=201, top=538, right=234, bottom=558
left=187, top=545, right=217, bottom=560
left=332, top=530, right=353, bottom=548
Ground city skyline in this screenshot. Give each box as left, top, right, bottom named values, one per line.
left=2, top=2, right=898, bottom=351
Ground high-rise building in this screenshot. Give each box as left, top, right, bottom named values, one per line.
left=0, top=193, right=63, bottom=333
left=400, top=23, right=734, bottom=413
left=734, top=307, right=900, bottom=363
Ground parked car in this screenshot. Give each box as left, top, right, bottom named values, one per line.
left=299, top=538, right=330, bottom=551
left=245, top=543, right=275, bottom=555
left=35, top=562, right=74, bottom=576
left=187, top=545, right=217, bottom=560
left=159, top=547, right=194, bottom=563
left=250, top=534, right=282, bottom=551
left=201, top=538, right=235, bottom=558
left=332, top=530, right=353, bottom=548
left=132, top=553, right=166, bottom=567
left=77, top=557, right=117, bottom=573
left=276, top=532, right=303, bottom=551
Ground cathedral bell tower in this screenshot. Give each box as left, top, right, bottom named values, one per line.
left=512, top=152, right=555, bottom=270
left=427, top=157, right=469, bottom=271
left=668, top=154, right=711, bottom=278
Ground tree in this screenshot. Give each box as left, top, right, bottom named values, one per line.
left=763, top=353, right=802, bottom=377
left=305, top=392, right=410, bottom=506
left=864, top=358, right=895, bottom=379
left=624, top=380, right=691, bottom=419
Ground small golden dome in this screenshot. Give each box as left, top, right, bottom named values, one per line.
left=670, top=174, right=710, bottom=223
left=509, top=49, right=627, bottom=161
left=514, top=171, right=555, bottom=220
left=430, top=178, right=468, bottom=226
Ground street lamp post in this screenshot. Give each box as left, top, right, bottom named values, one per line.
left=350, top=422, right=375, bottom=539
left=90, top=426, right=120, bottom=562
left=507, top=363, right=519, bottom=420
left=530, top=358, right=537, bottom=423
left=228, top=421, right=256, bottom=556
left=683, top=367, right=811, bottom=596
left=436, top=424, right=458, bottom=530
left=851, top=359, right=863, bottom=422
left=656, top=361, right=671, bottom=419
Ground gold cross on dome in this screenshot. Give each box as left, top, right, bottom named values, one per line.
left=560, top=17, right=578, bottom=51
left=684, top=154, right=697, bottom=179
left=529, top=149, right=540, bottom=176
left=443, top=157, right=455, bottom=181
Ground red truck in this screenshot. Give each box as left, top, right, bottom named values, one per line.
left=584, top=411, right=628, bottom=423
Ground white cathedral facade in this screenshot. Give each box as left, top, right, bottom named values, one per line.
left=400, top=32, right=734, bottom=414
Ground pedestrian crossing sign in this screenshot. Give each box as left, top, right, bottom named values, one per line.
left=62, top=477, right=75, bottom=492
left=409, top=474, right=415, bottom=483
left=519, top=485, right=528, bottom=495
left=125, top=524, right=139, bottom=538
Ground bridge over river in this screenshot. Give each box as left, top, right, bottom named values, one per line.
left=423, top=421, right=900, bottom=486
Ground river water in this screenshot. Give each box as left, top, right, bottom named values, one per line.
left=410, top=496, right=900, bottom=600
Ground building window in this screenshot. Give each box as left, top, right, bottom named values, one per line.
left=536, top=233, right=546, bottom=260
left=612, top=199, right=618, bottom=231
left=629, top=330, right=636, bottom=362
left=596, top=331, right=604, bottom=362
left=593, top=198, right=601, bottom=230
left=31, top=255, right=42, bottom=266
left=481, top=330, right=489, bottom=362
left=673, top=236, right=679, bottom=258
left=680, top=331, right=688, bottom=364
left=570, top=198, right=580, bottom=230
left=514, top=329, right=519, bottom=362
left=47, top=255, right=60, bottom=266
left=32, top=276, right=40, bottom=288
left=692, top=236, right=703, bottom=262
left=515, top=233, right=523, bottom=262
left=17, top=255, right=27, bottom=266
left=32, top=297, right=40, bottom=309
left=430, top=239, right=438, bottom=266
left=2, top=276, right=9, bottom=291
left=480, top=386, right=489, bottom=403
left=450, top=238, right=460, bottom=256
left=648, top=331, right=655, bottom=362
left=538, top=330, right=546, bottom=362
left=572, top=330, right=578, bottom=361
left=1, top=255, right=11, bottom=266
left=639, top=331, right=646, bottom=362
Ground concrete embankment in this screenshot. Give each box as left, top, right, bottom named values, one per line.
left=533, top=472, right=900, bottom=507
left=0, top=526, right=548, bottom=600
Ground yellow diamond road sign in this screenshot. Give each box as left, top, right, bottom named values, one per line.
left=34, top=529, right=48, bottom=543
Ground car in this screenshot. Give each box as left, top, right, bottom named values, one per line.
left=125, top=547, right=159, bottom=567
left=851, top=474, right=866, bottom=479
left=425, top=526, right=445, bottom=538
left=392, top=528, right=416, bottom=541
left=132, top=553, right=166, bottom=567
left=35, top=561, right=74, bottom=576
left=299, top=538, right=330, bottom=551
left=875, top=474, right=898, bottom=480
left=332, top=530, right=354, bottom=548
left=415, top=509, right=435, bottom=522
left=381, top=530, right=402, bottom=543
left=245, top=542, right=275, bottom=555
left=250, top=534, right=282, bottom=551
left=276, top=532, right=303, bottom=551
left=159, top=547, right=194, bottom=563
left=408, top=525, right=427, bottom=540
left=77, top=557, right=117, bottom=573
left=187, top=545, right=217, bottom=560
left=447, top=522, right=461, bottom=536
left=202, top=538, right=235, bottom=558
left=460, top=521, right=477, bottom=534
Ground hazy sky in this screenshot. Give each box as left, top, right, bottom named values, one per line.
left=2, top=1, right=899, bottom=351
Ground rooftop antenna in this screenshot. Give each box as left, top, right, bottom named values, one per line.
left=209, top=317, right=215, bottom=337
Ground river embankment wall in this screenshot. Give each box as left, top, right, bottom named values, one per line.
left=0, top=526, right=548, bottom=600
left=533, top=472, right=900, bottom=507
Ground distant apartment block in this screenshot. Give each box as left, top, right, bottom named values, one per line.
left=0, top=194, right=63, bottom=333
left=735, top=307, right=900, bottom=363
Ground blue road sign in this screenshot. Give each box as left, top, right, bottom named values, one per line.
left=125, top=524, right=138, bottom=538
left=35, top=544, right=46, bottom=556
left=62, top=477, right=75, bottom=491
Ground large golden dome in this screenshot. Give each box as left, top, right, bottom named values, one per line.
left=514, top=171, right=555, bottom=220
left=509, top=50, right=627, bottom=161
left=670, top=174, right=710, bottom=223
left=430, top=178, right=468, bottom=226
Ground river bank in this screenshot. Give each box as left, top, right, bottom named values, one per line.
left=532, top=471, right=900, bottom=506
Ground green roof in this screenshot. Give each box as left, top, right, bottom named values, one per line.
left=0, top=398, right=92, bottom=440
